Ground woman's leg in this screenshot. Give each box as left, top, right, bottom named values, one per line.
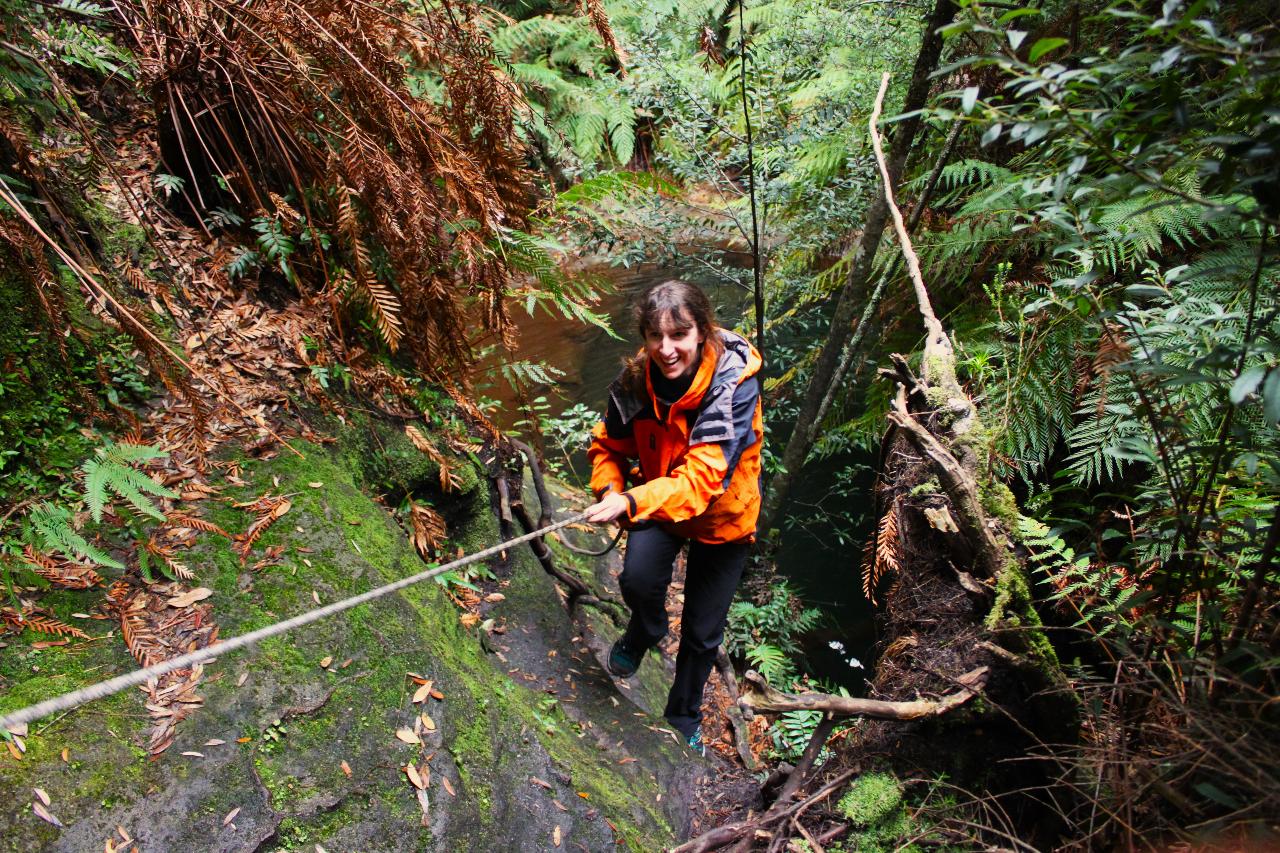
left=664, top=539, right=749, bottom=738
left=618, top=524, right=685, bottom=652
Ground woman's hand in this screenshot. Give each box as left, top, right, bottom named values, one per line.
left=585, top=491, right=630, bottom=523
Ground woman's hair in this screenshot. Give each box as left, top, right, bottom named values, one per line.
left=621, top=280, right=723, bottom=395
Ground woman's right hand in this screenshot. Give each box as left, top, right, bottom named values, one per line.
left=584, top=492, right=630, bottom=523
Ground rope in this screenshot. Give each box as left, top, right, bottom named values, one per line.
left=557, top=526, right=624, bottom=557
left=0, top=511, right=590, bottom=732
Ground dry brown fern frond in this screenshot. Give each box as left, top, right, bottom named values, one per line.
left=23, top=545, right=103, bottom=590
left=165, top=511, right=231, bottom=539
left=405, top=424, right=463, bottom=492
left=116, top=0, right=535, bottom=377
left=1, top=607, right=90, bottom=640
left=235, top=496, right=292, bottom=561
left=409, top=502, right=447, bottom=559
left=862, top=500, right=901, bottom=605
left=579, top=0, right=629, bottom=73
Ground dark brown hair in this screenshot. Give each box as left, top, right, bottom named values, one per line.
left=621, top=280, right=723, bottom=395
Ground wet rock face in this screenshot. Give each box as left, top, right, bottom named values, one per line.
left=0, top=435, right=702, bottom=852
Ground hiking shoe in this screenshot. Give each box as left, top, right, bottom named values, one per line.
left=686, top=727, right=706, bottom=757
left=607, top=638, right=642, bottom=678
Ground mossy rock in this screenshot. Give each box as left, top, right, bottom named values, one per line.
left=0, top=434, right=698, bottom=851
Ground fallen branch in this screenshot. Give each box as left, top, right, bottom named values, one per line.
left=741, top=666, right=988, bottom=719
left=716, top=648, right=761, bottom=771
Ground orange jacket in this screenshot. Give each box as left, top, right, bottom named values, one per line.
left=588, top=330, right=764, bottom=544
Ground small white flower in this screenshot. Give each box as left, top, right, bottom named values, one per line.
left=847, top=657, right=864, bottom=669
left=827, top=640, right=846, bottom=653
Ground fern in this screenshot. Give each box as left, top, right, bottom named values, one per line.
left=81, top=440, right=175, bottom=522
left=29, top=503, right=123, bottom=569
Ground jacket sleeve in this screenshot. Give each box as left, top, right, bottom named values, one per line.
left=625, top=375, right=761, bottom=523
left=587, top=394, right=638, bottom=500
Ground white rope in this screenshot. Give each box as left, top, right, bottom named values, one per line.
left=0, top=511, right=589, bottom=732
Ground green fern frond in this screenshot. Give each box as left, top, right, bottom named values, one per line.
left=81, top=441, right=176, bottom=522
left=29, top=503, right=123, bottom=569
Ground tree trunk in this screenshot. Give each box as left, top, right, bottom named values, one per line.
left=759, top=0, right=957, bottom=538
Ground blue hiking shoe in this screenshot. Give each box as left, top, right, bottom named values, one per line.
left=686, top=727, right=706, bottom=757
left=607, top=638, right=642, bottom=678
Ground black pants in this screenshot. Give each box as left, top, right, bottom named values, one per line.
left=619, top=524, right=749, bottom=738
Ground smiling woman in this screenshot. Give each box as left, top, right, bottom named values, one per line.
left=584, top=280, right=764, bottom=753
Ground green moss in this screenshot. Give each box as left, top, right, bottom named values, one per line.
left=986, top=561, right=1059, bottom=668
left=910, top=477, right=940, bottom=497
left=839, top=773, right=903, bottom=826
left=979, top=481, right=1019, bottom=531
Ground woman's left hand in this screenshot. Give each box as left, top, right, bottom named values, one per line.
left=585, top=492, right=630, bottom=523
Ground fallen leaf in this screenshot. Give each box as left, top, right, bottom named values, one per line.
left=395, top=728, right=421, bottom=745
left=237, top=737, right=252, bottom=744
left=577, top=791, right=590, bottom=799
left=412, top=682, right=433, bottom=704
left=415, top=787, right=430, bottom=825
left=459, top=613, right=479, bottom=629
left=32, top=640, right=69, bottom=649
left=340, top=760, right=352, bottom=777
left=33, top=788, right=50, bottom=806
left=430, top=689, right=444, bottom=701
left=166, top=587, right=213, bottom=608
left=117, top=825, right=132, bottom=842
left=181, top=751, right=204, bottom=758
left=237, top=673, right=249, bottom=687
left=617, top=757, right=636, bottom=765
left=483, top=593, right=505, bottom=603
left=6, top=741, right=22, bottom=760
left=316, top=846, right=329, bottom=853
left=552, top=799, right=568, bottom=812
left=420, top=713, right=436, bottom=732
left=223, top=806, right=240, bottom=826
left=308, top=482, right=323, bottom=488
left=405, top=764, right=425, bottom=790
left=60, top=748, right=69, bottom=763
left=530, top=776, right=552, bottom=789
left=319, top=655, right=333, bottom=669
left=32, top=802, right=62, bottom=827
left=205, top=739, right=226, bottom=746
left=553, top=825, right=562, bottom=847
left=311, top=590, right=321, bottom=604
left=5, top=722, right=27, bottom=737
left=340, top=658, right=353, bottom=668
left=441, top=777, right=455, bottom=797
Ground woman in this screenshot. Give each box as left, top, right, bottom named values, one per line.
left=585, top=280, right=763, bottom=753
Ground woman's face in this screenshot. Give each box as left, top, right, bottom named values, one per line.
left=644, top=310, right=704, bottom=381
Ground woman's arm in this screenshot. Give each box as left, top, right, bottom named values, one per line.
left=586, top=395, right=638, bottom=501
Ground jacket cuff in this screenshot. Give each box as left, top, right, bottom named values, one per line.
left=623, top=491, right=638, bottom=518
left=594, top=483, right=617, bottom=500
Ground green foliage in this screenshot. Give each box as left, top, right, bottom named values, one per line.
left=0, top=0, right=134, bottom=117
left=726, top=581, right=819, bottom=686
left=81, top=440, right=175, bottom=522
left=488, top=9, right=634, bottom=168
left=27, top=502, right=122, bottom=569
left=927, top=0, right=1280, bottom=659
